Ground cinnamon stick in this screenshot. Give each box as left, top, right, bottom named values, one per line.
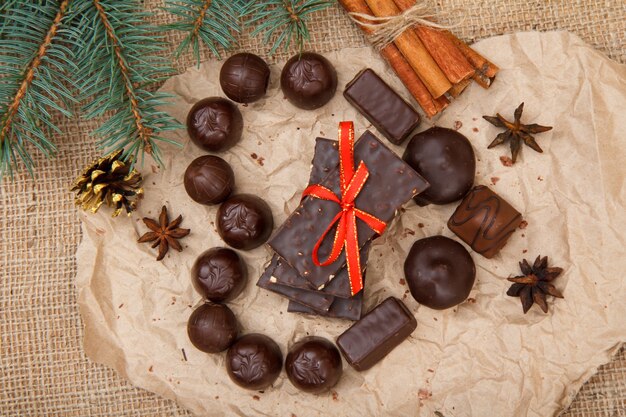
left=443, top=30, right=500, bottom=88
left=339, top=0, right=448, bottom=117
left=391, top=0, right=474, bottom=85
left=364, top=0, right=452, bottom=99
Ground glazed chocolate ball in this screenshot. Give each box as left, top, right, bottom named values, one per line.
left=191, top=247, right=247, bottom=302
left=220, top=53, right=270, bottom=104
left=403, top=126, right=475, bottom=206
left=184, top=155, right=234, bottom=205
left=285, top=336, right=342, bottom=394
left=187, top=303, right=238, bottom=353
left=216, top=194, right=273, bottom=250
left=280, top=52, right=338, bottom=110
left=403, top=235, right=476, bottom=310
left=226, top=333, right=283, bottom=390
left=186, top=97, right=243, bottom=152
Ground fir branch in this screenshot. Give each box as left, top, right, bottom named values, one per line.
left=70, top=0, right=183, bottom=167
left=163, top=0, right=241, bottom=66
left=0, top=0, right=77, bottom=178
left=242, top=0, right=334, bottom=56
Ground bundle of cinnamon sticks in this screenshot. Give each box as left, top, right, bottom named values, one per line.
left=339, top=0, right=499, bottom=117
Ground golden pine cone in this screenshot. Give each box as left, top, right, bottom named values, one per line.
left=71, top=150, right=144, bottom=217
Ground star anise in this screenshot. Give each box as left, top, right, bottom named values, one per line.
left=138, top=206, right=190, bottom=261
left=483, top=102, right=553, bottom=163
left=506, top=255, right=564, bottom=313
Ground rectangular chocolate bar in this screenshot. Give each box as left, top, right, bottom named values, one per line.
left=257, top=258, right=334, bottom=312
left=336, top=297, right=417, bottom=371
left=344, top=69, right=421, bottom=145
left=287, top=282, right=364, bottom=321
left=269, top=130, right=429, bottom=289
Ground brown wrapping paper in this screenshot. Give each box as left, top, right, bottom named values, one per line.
left=76, top=32, right=626, bottom=417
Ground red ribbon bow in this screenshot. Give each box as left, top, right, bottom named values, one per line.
left=302, top=122, right=386, bottom=295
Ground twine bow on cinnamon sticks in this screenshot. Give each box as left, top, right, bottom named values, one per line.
left=339, top=0, right=499, bottom=118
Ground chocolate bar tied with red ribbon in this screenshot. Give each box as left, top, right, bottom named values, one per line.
left=268, top=124, right=429, bottom=294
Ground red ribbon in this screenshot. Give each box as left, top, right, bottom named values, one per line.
left=302, top=122, right=386, bottom=295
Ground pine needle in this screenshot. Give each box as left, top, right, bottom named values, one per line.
left=162, top=0, right=241, bottom=67
left=242, top=0, right=334, bottom=56
left=0, top=0, right=78, bottom=179
left=69, top=0, right=183, bottom=168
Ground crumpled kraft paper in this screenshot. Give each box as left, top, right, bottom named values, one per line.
left=75, top=32, right=626, bottom=417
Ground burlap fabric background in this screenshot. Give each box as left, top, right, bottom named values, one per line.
left=0, top=1, right=624, bottom=416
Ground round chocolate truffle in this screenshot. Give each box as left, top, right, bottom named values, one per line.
left=187, top=303, right=238, bottom=353
left=226, top=333, right=283, bottom=390
left=280, top=52, right=338, bottom=110
left=186, top=97, right=243, bottom=152
left=216, top=194, right=273, bottom=250
left=191, top=247, right=247, bottom=302
left=184, top=155, right=234, bottom=205
left=285, top=336, right=342, bottom=394
left=403, top=235, right=476, bottom=310
left=219, top=53, right=270, bottom=104
left=403, top=126, right=475, bottom=206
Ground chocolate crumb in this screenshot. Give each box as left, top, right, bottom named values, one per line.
left=251, top=153, right=258, bottom=160
left=490, top=176, right=500, bottom=185
left=521, top=234, right=525, bottom=237
left=427, top=369, right=434, bottom=373
left=405, top=290, right=409, bottom=294
left=418, top=223, right=424, bottom=228
left=118, top=303, right=124, bottom=309
left=148, top=366, right=153, bottom=372
left=453, top=121, right=463, bottom=130
left=252, top=395, right=260, bottom=401
left=537, top=176, right=544, bottom=181
left=332, top=391, right=339, bottom=401
left=257, top=141, right=262, bottom=145
left=404, top=228, right=415, bottom=236
left=215, top=396, right=219, bottom=400
left=181, top=348, right=187, bottom=362
left=433, top=317, right=438, bottom=321
left=418, top=389, right=432, bottom=400
left=500, top=156, right=514, bottom=167
left=258, top=157, right=265, bottom=166
left=523, top=249, right=528, bottom=253
left=472, top=127, right=479, bottom=132
left=466, top=298, right=476, bottom=304
left=399, top=279, right=406, bottom=286
left=472, top=117, right=477, bottom=121
left=519, top=220, right=528, bottom=229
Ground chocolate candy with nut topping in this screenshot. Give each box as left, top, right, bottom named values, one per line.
left=404, top=235, right=476, bottom=309
left=187, top=303, right=238, bottom=353
left=448, top=185, right=523, bottom=258
left=403, top=126, right=475, bottom=206
left=268, top=130, right=429, bottom=289
left=344, top=68, right=421, bottom=145
left=226, top=333, right=283, bottom=390
left=281, top=52, right=337, bottom=110
left=191, top=247, right=247, bottom=302
left=217, top=194, right=273, bottom=250
left=184, top=155, right=234, bottom=205
left=186, top=97, right=243, bottom=152
left=285, top=336, right=342, bottom=394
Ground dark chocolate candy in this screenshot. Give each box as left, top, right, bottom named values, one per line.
left=344, top=69, right=420, bottom=145
left=257, top=257, right=334, bottom=312
left=403, top=126, right=475, bottom=206
left=191, top=247, right=247, bottom=303
left=448, top=185, right=522, bottom=258
left=404, top=235, right=475, bottom=309
left=184, top=155, right=234, bottom=205
left=336, top=297, right=416, bottom=371
left=287, top=286, right=364, bottom=321
left=217, top=194, right=273, bottom=251
left=219, top=53, right=270, bottom=104
left=186, top=97, right=243, bottom=152
left=226, top=333, right=283, bottom=390
left=281, top=52, right=337, bottom=110
left=285, top=336, right=342, bottom=394
left=269, top=130, right=429, bottom=289
left=187, top=303, right=238, bottom=353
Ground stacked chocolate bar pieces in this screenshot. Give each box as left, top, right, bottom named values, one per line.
left=257, top=130, right=429, bottom=320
